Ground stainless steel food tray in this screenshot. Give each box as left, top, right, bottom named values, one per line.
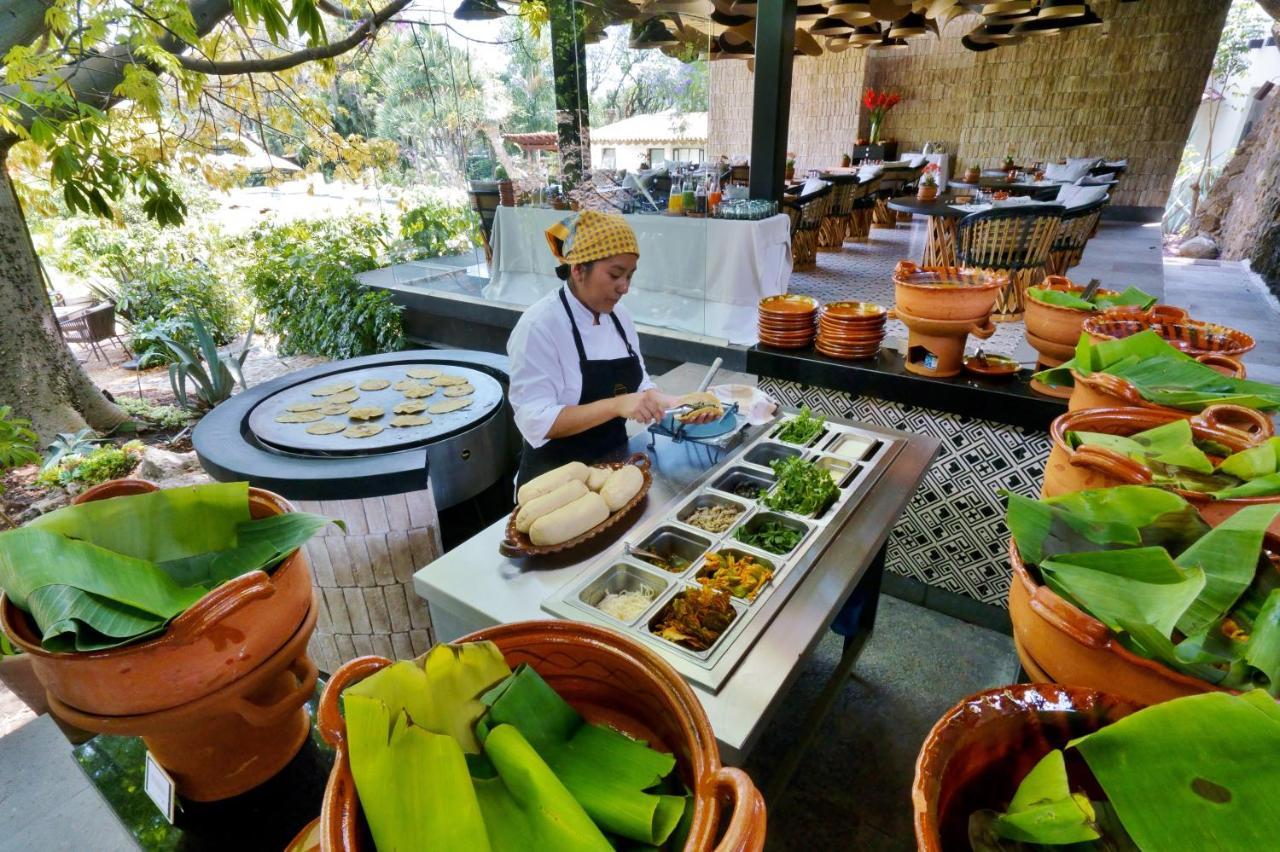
left=542, top=410, right=903, bottom=691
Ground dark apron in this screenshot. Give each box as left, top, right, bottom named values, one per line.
left=517, top=290, right=643, bottom=486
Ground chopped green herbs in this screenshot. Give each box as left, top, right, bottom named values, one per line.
left=734, top=520, right=803, bottom=554
left=776, top=407, right=825, bottom=445
left=761, top=457, right=839, bottom=516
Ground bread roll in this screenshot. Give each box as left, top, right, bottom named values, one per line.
left=586, top=465, right=611, bottom=492
left=515, top=480, right=588, bottom=533
left=600, top=464, right=644, bottom=511
left=517, top=461, right=589, bottom=506
left=529, top=492, right=610, bottom=546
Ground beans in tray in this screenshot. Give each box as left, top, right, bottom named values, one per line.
left=732, top=481, right=763, bottom=500
left=685, top=503, right=743, bottom=533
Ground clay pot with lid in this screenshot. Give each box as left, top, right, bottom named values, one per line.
left=1008, top=535, right=1280, bottom=707
left=0, top=478, right=315, bottom=716
left=1044, top=406, right=1280, bottom=535
left=1066, top=355, right=1254, bottom=413
left=1023, top=275, right=1118, bottom=369
left=316, top=619, right=767, bottom=852
left=912, top=683, right=1143, bottom=852
left=892, top=261, right=1005, bottom=321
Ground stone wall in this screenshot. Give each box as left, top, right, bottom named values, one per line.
left=709, top=0, right=1228, bottom=210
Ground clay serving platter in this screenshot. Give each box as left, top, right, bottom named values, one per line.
left=499, top=454, right=653, bottom=558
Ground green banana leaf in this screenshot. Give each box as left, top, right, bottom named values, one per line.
left=343, top=642, right=614, bottom=852
left=1173, top=505, right=1280, bottom=637
left=0, top=483, right=336, bottom=651
left=1213, top=472, right=1280, bottom=501
left=1005, top=487, right=1207, bottom=566
left=1070, top=691, right=1280, bottom=852
left=1035, top=332, right=1280, bottom=412
left=995, top=751, right=1101, bottom=844
left=1218, top=439, right=1280, bottom=481
left=479, top=664, right=689, bottom=846
left=1027, top=285, right=1155, bottom=313
left=1242, top=590, right=1280, bottom=694
left=1039, top=549, right=1205, bottom=639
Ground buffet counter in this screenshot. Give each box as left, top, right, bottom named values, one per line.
left=748, top=341, right=1064, bottom=616
left=414, top=418, right=938, bottom=763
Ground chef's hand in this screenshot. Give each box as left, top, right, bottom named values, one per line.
left=615, top=389, right=669, bottom=424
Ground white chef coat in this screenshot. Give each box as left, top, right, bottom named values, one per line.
left=507, top=285, right=655, bottom=448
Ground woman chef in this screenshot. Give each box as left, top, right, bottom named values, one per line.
left=507, top=211, right=714, bottom=485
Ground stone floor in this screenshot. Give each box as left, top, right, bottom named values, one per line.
left=788, top=218, right=1280, bottom=386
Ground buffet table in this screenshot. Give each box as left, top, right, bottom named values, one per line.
left=414, top=416, right=938, bottom=763
left=487, top=206, right=792, bottom=345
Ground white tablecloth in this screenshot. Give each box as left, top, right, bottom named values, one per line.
left=487, top=207, right=792, bottom=345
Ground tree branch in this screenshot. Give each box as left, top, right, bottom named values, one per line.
left=316, top=0, right=357, bottom=20
left=172, top=0, right=410, bottom=75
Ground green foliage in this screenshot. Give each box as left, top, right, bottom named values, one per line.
left=37, top=441, right=144, bottom=490
left=114, top=397, right=195, bottom=431
left=116, top=265, right=243, bottom=349
left=0, top=408, right=41, bottom=472
left=158, top=315, right=253, bottom=412
left=399, top=199, right=479, bottom=259
left=131, top=317, right=193, bottom=369
left=42, top=429, right=102, bottom=473
left=244, top=217, right=404, bottom=359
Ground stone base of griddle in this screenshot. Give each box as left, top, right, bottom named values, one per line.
left=298, top=487, right=442, bottom=673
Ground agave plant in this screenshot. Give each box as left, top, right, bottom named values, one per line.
left=41, top=428, right=101, bottom=473
left=159, top=314, right=254, bottom=412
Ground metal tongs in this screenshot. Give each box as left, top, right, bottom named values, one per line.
left=672, top=357, right=723, bottom=441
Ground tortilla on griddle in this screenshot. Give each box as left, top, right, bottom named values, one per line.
left=442, top=384, right=474, bottom=398
left=393, top=400, right=428, bottom=414
left=275, top=411, right=325, bottom=423
left=430, top=374, right=468, bottom=387
left=428, top=399, right=472, bottom=414
left=319, top=402, right=351, bottom=415
left=390, top=415, right=432, bottom=428
left=343, top=424, right=384, bottom=438
left=310, top=380, right=355, bottom=397
left=358, top=378, right=391, bottom=391
left=348, top=406, right=385, bottom=421
left=406, top=367, right=441, bottom=379
left=285, top=401, right=322, bottom=412
left=328, top=389, right=360, bottom=404
left=401, top=383, right=436, bottom=399
left=305, top=422, right=345, bottom=435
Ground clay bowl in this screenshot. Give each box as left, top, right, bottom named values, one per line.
left=1008, top=535, right=1280, bottom=707
left=892, top=261, right=1005, bottom=321
left=1100, top=303, right=1189, bottom=324
left=912, top=683, right=1144, bottom=852
left=317, top=620, right=767, bottom=852
left=816, top=341, right=881, bottom=360
left=822, top=301, right=887, bottom=323
left=1044, top=406, right=1280, bottom=535
left=758, top=294, right=818, bottom=318
left=1083, top=315, right=1254, bottom=361
left=49, top=597, right=319, bottom=801
left=1024, top=328, right=1078, bottom=368
left=1023, top=277, right=1119, bottom=365
left=1066, top=356, right=1252, bottom=414
left=757, top=319, right=816, bottom=334
left=0, top=478, right=315, bottom=716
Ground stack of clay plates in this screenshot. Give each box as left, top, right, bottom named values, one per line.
left=758, top=294, right=818, bottom=349
left=816, top=301, right=886, bottom=360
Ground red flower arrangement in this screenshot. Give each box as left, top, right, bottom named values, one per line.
left=862, top=88, right=901, bottom=145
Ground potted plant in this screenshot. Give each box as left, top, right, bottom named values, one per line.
left=495, top=164, right=514, bottom=207
left=1002, top=145, right=1016, bottom=172
left=916, top=163, right=939, bottom=201
left=962, top=164, right=980, bottom=183
left=840, top=152, right=852, bottom=168
left=784, top=153, right=796, bottom=182
left=861, top=88, right=901, bottom=146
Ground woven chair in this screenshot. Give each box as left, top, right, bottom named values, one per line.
left=784, top=183, right=833, bottom=271
left=1046, top=196, right=1108, bottom=277
left=468, top=187, right=500, bottom=265
left=60, top=302, right=130, bottom=363
left=845, top=175, right=881, bottom=243
left=817, top=174, right=858, bottom=250
left=956, top=206, right=1065, bottom=322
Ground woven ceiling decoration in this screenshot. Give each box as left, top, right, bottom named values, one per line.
left=457, top=0, right=1143, bottom=59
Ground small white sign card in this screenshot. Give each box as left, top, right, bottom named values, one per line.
left=143, top=751, right=177, bottom=824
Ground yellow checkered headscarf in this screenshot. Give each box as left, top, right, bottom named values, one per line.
left=545, top=211, right=639, bottom=266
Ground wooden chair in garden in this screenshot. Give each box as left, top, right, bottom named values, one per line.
left=817, top=174, right=858, bottom=251
left=1046, top=196, right=1108, bottom=277
left=468, top=187, right=500, bottom=266
left=60, top=302, right=131, bottom=363
left=784, top=183, right=833, bottom=272
left=845, top=174, right=880, bottom=243
left=956, top=206, right=1064, bottom=322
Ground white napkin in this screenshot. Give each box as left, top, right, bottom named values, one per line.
left=712, top=384, right=777, bottom=427
left=949, top=203, right=993, bottom=214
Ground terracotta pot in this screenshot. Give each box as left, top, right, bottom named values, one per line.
left=1023, top=276, right=1118, bottom=368
left=1066, top=358, right=1254, bottom=413
left=316, top=620, right=767, bottom=852
left=0, top=479, right=314, bottom=716
left=912, top=683, right=1143, bottom=852
left=1099, top=304, right=1190, bottom=324
left=916, top=184, right=938, bottom=201
left=1044, top=406, right=1280, bottom=535
left=1083, top=315, right=1255, bottom=361
left=1007, top=536, right=1280, bottom=706
left=498, top=179, right=515, bottom=207
left=892, top=261, right=1005, bottom=321
left=963, top=167, right=980, bottom=183
left=48, top=597, right=318, bottom=801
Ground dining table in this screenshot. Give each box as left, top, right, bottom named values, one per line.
left=885, top=194, right=971, bottom=267
left=947, top=176, right=1060, bottom=200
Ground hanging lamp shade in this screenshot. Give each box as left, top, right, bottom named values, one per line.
left=1038, top=0, right=1087, bottom=18
left=828, top=1, right=871, bottom=14
left=453, top=0, right=506, bottom=20
left=730, top=0, right=758, bottom=16
left=981, top=0, right=1033, bottom=13
left=630, top=16, right=679, bottom=48
left=973, top=22, right=1019, bottom=41
left=961, top=33, right=999, bottom=51
left=795, top=26, right=824, bottom=56
left=826, top=34, right=854, bottom=53
left=887, top=11, right=926, bottom=38
left=796, top=4, right=829, bottom=22
left=873, top=35, right=909, bottom=49
left=1012, top=18, right=1064, bottom=35
left=811, top=16, right=856, bottom=36
left=716, top=32, right=755, bottom=54
left=711, top=8, right=754, bottom=26
left=1058, top=4, right=1103, bottom=28
left=847, top=22, right=883, bottom=43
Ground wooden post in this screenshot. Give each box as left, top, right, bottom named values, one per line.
left=748, top=0, right=797, bottom=202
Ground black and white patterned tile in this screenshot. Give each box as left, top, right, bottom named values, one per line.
left=764, top=377, right=1050, bottom=607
